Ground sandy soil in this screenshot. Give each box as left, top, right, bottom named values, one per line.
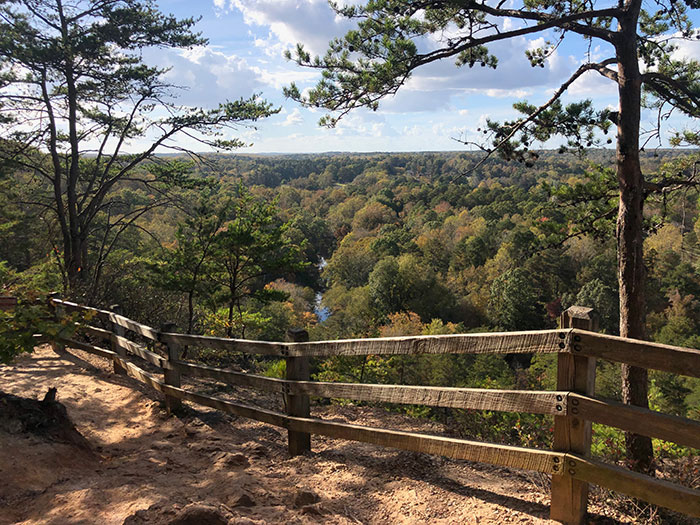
left=0, top=345, right=626, bottom=525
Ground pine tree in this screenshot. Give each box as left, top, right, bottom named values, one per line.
left=0, top=0, right=277, bottom=296
left=285, top=0, right=700, bottom=471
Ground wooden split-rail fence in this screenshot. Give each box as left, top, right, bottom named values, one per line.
left=46, top=296, right=700, bottom=524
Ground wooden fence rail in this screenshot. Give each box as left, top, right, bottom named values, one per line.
left=49, top=298, right=700, bottom=523
left=0, top=296, right=18, bottom=311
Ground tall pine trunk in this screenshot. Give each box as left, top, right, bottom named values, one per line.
left=65, top=235, right=86, bottom=294
left=615, top=3, right=654, bottom=473
left=60, top=0, right=87, bottom=298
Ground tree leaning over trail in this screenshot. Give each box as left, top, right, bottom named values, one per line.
left=286, top=0, right=700, bottom=472
left=0, top=0, right=277, bottom=297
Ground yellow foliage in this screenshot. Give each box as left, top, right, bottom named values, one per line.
left=564, top=235, right=599, bottom=261
left=379, top=311, right=423, bottom=337
left=484, top=243, right=515, bottom=282
left=645, top=223, right=682, bottom=254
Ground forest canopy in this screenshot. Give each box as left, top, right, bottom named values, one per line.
left=3, top=146, right=700, bottom=484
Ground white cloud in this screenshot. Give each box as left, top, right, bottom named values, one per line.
left=227, top=0, right=354, bottom=55
left=282, top=108, right=304, bottom=126
left=671, top=36, right=700, bottom=61
left=416, top=36, right=573, bottom=91
left=402, top=124, right=424, bottom=137
left=152, top=46, right=263, bottom=107
left=150, top=44, right=321, bottom=108
left=431, top=122, right=463, bottom=139
left=484, top=88, right=532, bottom=98
left=255, top=67, right=318, bottom=90
left=372, top=35, right=575, bottom=114
left=330, top=112, right=396, bottom=139
left=211, top=1, right=590, bottom=117
left=200, top=1, right=692, bottom=152
left=567, top=69, right=618, bottom=97
left=502, top=18, right=518, bottom=32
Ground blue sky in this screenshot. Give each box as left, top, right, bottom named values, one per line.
left=148, top=1, right=700, bottom=153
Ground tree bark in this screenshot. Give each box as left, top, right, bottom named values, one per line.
left=58, top=0, right=86, bottom=293
left=615, top=1, right=654, bottom=473
left=227, top=299, right=235, bottom=338
left=188, top=290, right=195, bottom=335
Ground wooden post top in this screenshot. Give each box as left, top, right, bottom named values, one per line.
left=287, top=328, right=309, bottom=343
left=160, top=321, right=178, bottom=333
left=561, top=306, right=599, bottom=331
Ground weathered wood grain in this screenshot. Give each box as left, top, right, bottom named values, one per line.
left=161, top=322, right=182, bottom=413
left=51, top=299, right=101, bottom=315
left=571, top=393, right=700, bottom=450
left=160, top=332, right=286, bottom=356
left=165, top=385, right=288, bottom=427
left=109, top=305, right=128, bottom=375
left=288, top=329, right=569, bottom=357
left=48, top=305, right=700, bottom=523
left=112, top=334, right=167, bottom=369
left=551, top=307, right=597, bottom=525
left=173, top=361, right=283, bottom=391
left=286, top=329, right=311, bottom=455
left=104, top=351, right=563, bottom=475
left=48, top=295, right=66, bottom=353
left=296, top=382, right=567, bottom=415
left=108, top=313, right=159, bottom=341
left=115, top=356, right=165, bottom=392
left=575, top=330, right=700, bottom=378
left=54, top=298, right=700, bottom=380
left=163, top=329, right=568, bottom=357
left=174, top=360, right=565, bottom=414
left=287, top=417, right=563, bottom=473
left=567, top=454, right=700, bottom=518
left=78, top=323, right=113, bottom=341
left=52, top=299, right=159, bottom=341
left=59, top=338, right=117, bottom=359
left=110, top=355, right=287, bottom=427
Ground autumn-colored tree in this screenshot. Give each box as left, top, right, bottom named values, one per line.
left=286, top=0, right=700, bottom=472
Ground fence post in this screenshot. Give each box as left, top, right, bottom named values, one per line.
left=47, top=292, right=65, bottom=353
left=286, top=328, right=310, bottom=456
left=550, top=306, right=598, bottom=524
left=160, top=322, right=182, bottom=414
left=109, top=304, right=127, bottom=375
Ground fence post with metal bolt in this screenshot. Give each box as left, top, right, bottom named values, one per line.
left=550, top=306, right=598, bottom=524
left=285, top=328, right=310, bottom=456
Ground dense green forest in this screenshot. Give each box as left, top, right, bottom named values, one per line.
left=2, top=3, right=700, bottom=520
left=3, top=149, right=700, bottom=458
left=5, top=149, right=696, bottom=340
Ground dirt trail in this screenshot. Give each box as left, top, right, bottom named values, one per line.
left=0, top=346, right=618, bottom=525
